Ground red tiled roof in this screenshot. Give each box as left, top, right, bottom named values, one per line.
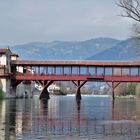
left=0, top=48, right=12, bottom=53
left=0, top=48, right=8, bottom=53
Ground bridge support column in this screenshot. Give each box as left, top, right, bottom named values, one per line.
left=11, top=80, right=23, bottom=98
left=72, top=80, right=87, bottom=100
left=76, top=85, right=81, bottom=100
left=39, top=80, right=54, bottom=99
left=112, top=84, right=115, bottom=101
left=106, top=82, right=121, bottom=101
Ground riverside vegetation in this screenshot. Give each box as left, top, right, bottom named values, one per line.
left=0, top=82, right=138, bottom=99
left=115, top=83, right=140, bottom=98
left=58, top=82, right=140, bottom=98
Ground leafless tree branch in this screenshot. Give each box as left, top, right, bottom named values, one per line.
left=117, top=0, right=140, bottom=57
left=117, top=0, right=140, bottom=22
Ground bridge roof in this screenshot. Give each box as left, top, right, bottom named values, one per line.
left=11, top=60, right=140, bottom=67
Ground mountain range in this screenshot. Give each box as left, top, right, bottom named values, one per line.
left=9, top=37, right=140, bottom=60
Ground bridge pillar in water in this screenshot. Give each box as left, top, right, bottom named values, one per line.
left=23, top=81, right=33, bottom=98
left=72, top=80, right=87, bottom=100
left=111, top=82, right=115, bottom=101
left=39, top=80, right=54, bottom=99
left=76, top=86, right=82, bottom=100
left=106, top=82, right=121, bottom=101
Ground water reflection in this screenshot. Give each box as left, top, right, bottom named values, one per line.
left=5, top=99, right=16, bottom=140
left=0, top=96, right=140, bottom=139
left=0, top=100, right=5, bottom=139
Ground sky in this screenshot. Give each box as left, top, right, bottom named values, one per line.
left=0, top=0, right=133, bottom=45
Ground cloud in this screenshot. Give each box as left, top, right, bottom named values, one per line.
left=0, top=0, right=132, bottom=45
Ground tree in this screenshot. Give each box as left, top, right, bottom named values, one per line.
left=115, top=83, right=127, bottom=96
left=117, top=0, right=140, bottom=22
left=135, top=83, right=140, bottom=98
left=125, top=82, right=137, bottom=95
left=117, top=0, right=140, bottom=37
left=117, top=0, right=140, bottom=55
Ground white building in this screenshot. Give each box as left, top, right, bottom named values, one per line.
left=48, top=83, right=60, bottom=93
left=35, top=83, right=60, bottom=94
left=0, top=48, right=18, bottom=98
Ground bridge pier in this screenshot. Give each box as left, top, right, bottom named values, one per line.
left=106, top=82, right=121, bottom=101
left=112, top=85, right=115, bottom=101
left=72, top=80, right=87, bottom=100
left=76, top=86, right=81, bottom=100
left=11, top=80, right=22, bottom=98
left=39, top=80, right=54, bottom=99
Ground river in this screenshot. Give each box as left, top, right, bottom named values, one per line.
left=0, top=95, right=140, bottom=140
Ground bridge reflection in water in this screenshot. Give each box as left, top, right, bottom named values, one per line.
left=0, top=96, right=140, bottom=139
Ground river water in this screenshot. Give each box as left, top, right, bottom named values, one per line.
left=0, top=95, right=140, bottom=140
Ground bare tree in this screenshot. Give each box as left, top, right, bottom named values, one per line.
left=117, top=0, right=140, bottom=37
left=118, top=0, right=140, bottom=56
left=117, top=0, right=140, bottom=22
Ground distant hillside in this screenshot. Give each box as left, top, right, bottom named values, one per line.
left=8, top=37, right=140, bottom=60
left=87, top=38, right=139, bottom=60
left=9, top=38, right=119, bottom=60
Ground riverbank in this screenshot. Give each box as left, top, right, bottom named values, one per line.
left=116, top=95, right=137, bottom=99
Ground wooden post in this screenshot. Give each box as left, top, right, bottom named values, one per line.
left=138, top=66, right=140, bottom=76
left=95, top=67, right=97, bottom=75
left=103, top=67, right=105, bottom=75
left=70, top=66, right=72, bottom=74
left=112, top=82, right=115, bottom=101
left=86, top=66, right=89, bottom=75
left=46, top=66, right=48, bottom=74
left=39, top=80, right=54, bottom=99
left=54, top=66, right=56, bottom=74
left=106, top=82, right=121, bottom=101
left=112, top=67, right=114, bottom=76
left=62, top=66, right=64, bottom=75
left=72, top=80, right=87, bottom=100
left=38, top=66, right=40, bottom=74
left=129, top=68, right=131, bottom=76
left=78, top=66, right=80, bottom=75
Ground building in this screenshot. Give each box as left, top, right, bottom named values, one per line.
left=11, top=53, right=19, bottom=61
left=0, top=48, right=18, bottom=98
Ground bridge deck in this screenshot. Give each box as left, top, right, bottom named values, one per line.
left=12, top=73, right=140, bottom=82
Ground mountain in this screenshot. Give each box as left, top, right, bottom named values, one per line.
left=9, top=37, right=140, bottom=60
left=87, top=38, right=139, bottom=60
left=9, top=38, right=119, bottom=60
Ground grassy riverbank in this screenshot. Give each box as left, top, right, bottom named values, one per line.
left=116, top=95, right=137, bottom=99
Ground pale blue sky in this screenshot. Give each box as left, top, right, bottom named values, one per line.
left=0, top=0, right=132, bottom=45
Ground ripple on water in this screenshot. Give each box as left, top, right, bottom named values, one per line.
left=0, top=96, right=140, bottom=139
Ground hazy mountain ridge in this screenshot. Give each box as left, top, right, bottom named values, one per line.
left=87, top=38, right=138, bottom=60
left=9, top=37, right=138, bottom=60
